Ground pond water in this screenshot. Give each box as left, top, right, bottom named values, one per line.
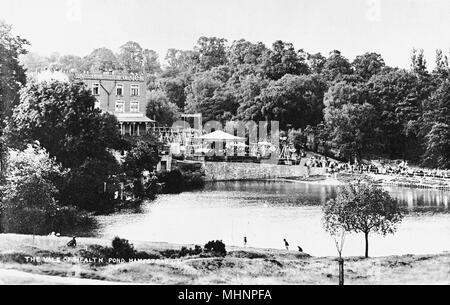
left=95, top=181, right=450, bottom=257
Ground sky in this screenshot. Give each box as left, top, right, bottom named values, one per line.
left=1, top=0, right=450, bottom=69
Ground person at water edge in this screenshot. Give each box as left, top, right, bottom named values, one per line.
left=244, top=236, right=247, bottom=247
left=284, top=239, right=289, bottom=250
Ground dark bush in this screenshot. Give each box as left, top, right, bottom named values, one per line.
left=111, top=237, right=136, bottom=260
left=204, top=240, right=227, bottom=257
left=158, top=169, right=205, bottom=194
left=179, top=245, right=203, bottom=257
left=158, top=169, right=184, bottom=193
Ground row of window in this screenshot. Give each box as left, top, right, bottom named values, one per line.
left=115, top=100, right=139, bottom=113
left=92, top=83, right=140, bottom=96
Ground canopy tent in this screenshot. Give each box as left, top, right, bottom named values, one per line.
left=195, top=130, right=245, bottom=142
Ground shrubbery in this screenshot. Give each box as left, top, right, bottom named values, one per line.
left=158, top=169, right=205, bottom=194
left=79, top=237, right=227, bottom=266
left=204, top=240, right=227, bottom=257
left=0, top=145, right=94, bottom=235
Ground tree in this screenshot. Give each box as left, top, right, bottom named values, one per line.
left=322, top=50, right=353, bottom=82
left=185, top=66, right=238, bottom=122
left=433, top=49, right=449, bottom=79
left=288, top=129, right=307, bottom=151
left=366, top=69, right=429, bottom=160
left=352, top=52, right=385, bottom=80
left=146, top=90, right=180, bottom=127
left=59, top=157, right=121, bottom=213
left=257, top=74, right=327, bottom=129
left=307, top=52, right=327, bottom=74
left=82, top=47, right=120, bottom=72
left=122, top=139, right=160, bottom=200
left=324, top=82, right=379, bottom=160
left=0, top=22, right=28, bottom=121
left=156, top=76, right=188, bottom=110
left=118, top=41, right=144, bottom=73
left=165, top=49, right=199, bottom=74
left=411, top=48, right=428, bottom=76
left=228, top=39, right=267, bottom=66
left=0, top=22, right=28, bottom=177
left=1, top=144, right=91, bottom=234
left=422, top=80, right=450, bottom=168
left=142, top=49, right=161, bottom=75
left=122, top=139, right=160, bottom=178
left=195, top=37, right=228, bottom=72
left=260, top=40, right=309, bottom=80
left=5, top=81, right=123, bottom=169
left=323, top=182, right=404, bottom=258
left=235, top=74, right=269, bottom=122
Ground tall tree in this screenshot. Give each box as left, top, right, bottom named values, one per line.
left=411, top=48, right=428, bottom=76
left=422, top=80, right=450, bottom=168
left=228, top=39, right=267, bottom=66
left=433, top=49, right=449, bottom=79
left=118, top=41, right=144, bottom=73
left=195, top=37, right=228, bottom=72
left=0, top=22, right=28, bottom=176
left=0, top=22, right=28, bottom=121
left=322, top=50, right=353, bottom=82
left=257, top=74, right=327, bottom=129
left=82, top=47, right=120, bottom=72
left=185, top=66, right=237, bottom=122
left=366, top=69, right=426, bottom=160
left=5, top=81, right=123, bottom=169
left=324, top=82, right=379, bottom=160
left=261, top=40, right=309, bottom=80
left=323, top=182, right=404, bottom=258
left=352, top=52, right=385, bottom=80
left=165, top=49, right=199, bottom=74
left=146, top=90, right=180, bottom=127
left=307, top=52, right=327, bottom=74
left=142, top=49, right=161, bottom=75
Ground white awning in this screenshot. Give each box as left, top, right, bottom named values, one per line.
left=115, top=113, right=155, bottom=123
left=195, top=130, right=245, bottom=142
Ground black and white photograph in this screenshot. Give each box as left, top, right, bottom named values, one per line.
left=0, top=0, right=449, bottom=292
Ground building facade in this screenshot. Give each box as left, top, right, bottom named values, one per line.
left=73, top=72, right=154, bottom=136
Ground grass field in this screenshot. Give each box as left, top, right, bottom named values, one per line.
left=0, top=234, right=448, bottom=285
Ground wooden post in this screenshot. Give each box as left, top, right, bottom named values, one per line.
left=338, top=258, right=344, bottom=286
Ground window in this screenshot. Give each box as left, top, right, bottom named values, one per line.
left=130, top=84, right=139, bottom=96
left=92, top=83, right=100, bottom=95
left=130, top=101, right=139, bottom=113
left=115, top=100, right=125, bottom=113
left=116, top=84, right=123, bottom=96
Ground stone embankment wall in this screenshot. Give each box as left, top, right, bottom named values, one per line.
left=203, top=162, right=325, bottom=181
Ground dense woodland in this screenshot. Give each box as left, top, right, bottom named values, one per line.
left=22, top=36, right=450, bottom=169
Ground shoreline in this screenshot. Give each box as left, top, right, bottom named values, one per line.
left=265, top=173, right=450, bottom=191
left=0, top=234, right=448, bottom=285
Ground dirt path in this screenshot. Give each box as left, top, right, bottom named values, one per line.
left=0, top=268, right=127, bottom=285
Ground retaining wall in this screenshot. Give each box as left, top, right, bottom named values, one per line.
left=203, top=162, right=326, bottom=181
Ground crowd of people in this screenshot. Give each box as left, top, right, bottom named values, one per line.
left=304, top=155, right=450, bottom=180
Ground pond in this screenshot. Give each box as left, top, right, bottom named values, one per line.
left=95, top=181, right=450, bottom=257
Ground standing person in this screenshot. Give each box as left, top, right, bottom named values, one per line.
left=283, top=239, right=289, bottom=250
left=244, top=236, right=247, bottom=247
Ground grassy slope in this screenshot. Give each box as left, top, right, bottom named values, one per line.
left=0, top=234, right=448, bottom=285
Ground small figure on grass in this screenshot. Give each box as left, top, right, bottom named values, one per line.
left=67, top=236, right=77, bottom=248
